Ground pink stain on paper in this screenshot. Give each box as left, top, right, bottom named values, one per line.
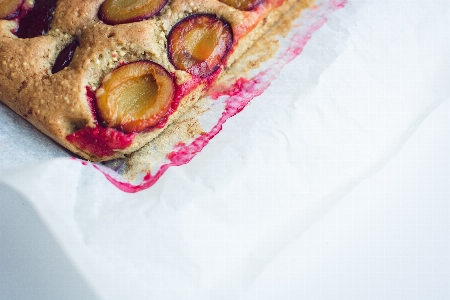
left=87, top=0, right=347, bottom=193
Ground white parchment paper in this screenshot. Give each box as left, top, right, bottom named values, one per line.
left=1, top=0, right=449, bottom=299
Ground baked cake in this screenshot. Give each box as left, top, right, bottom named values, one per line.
left=0, top=0, right=310, bottom=161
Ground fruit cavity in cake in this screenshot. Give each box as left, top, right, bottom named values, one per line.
left=96, top=61, right=175, bottom=133
left=168, top=14, right=233, bottom=78
left=52, top=40, right=78, bottom=74
left=98, top=0, right=168, bottom=25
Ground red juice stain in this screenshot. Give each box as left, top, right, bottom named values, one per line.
left=67, top=126, right=135, bottom=158
left=85, top=86, right=99, bottom=124
left=85, top=0, right=347, bottom=192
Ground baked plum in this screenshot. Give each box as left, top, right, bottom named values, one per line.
left=219, top=0, right=265, bottom=11
left=98, top=0, right=168, bottom=25
left=96, top=61, right=175, bottom=133
left=52, top=41, right=78, bottom=74
left=16, top=0, right=57, bottom=38
left=168, top=14, right=233, bottom=78
left=0, top=0, right=23, bottom=19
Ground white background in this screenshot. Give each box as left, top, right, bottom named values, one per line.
left=1, top=0, right=449, bottom=299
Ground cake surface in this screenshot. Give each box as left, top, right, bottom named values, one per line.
left=0, top=0, right=308, bottom=161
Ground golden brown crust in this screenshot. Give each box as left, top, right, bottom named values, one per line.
left=0, top=0, right=312, bottom=161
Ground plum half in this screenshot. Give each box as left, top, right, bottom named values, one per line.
left=96, top=61, right=175, bottom=133
left=218, top=0, right=265, bottom=11
left=168, top=14, right=233, bottom=78
left=0, top=0, right=23, bottom=19
left=98, top=0, right=168, bottom=25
